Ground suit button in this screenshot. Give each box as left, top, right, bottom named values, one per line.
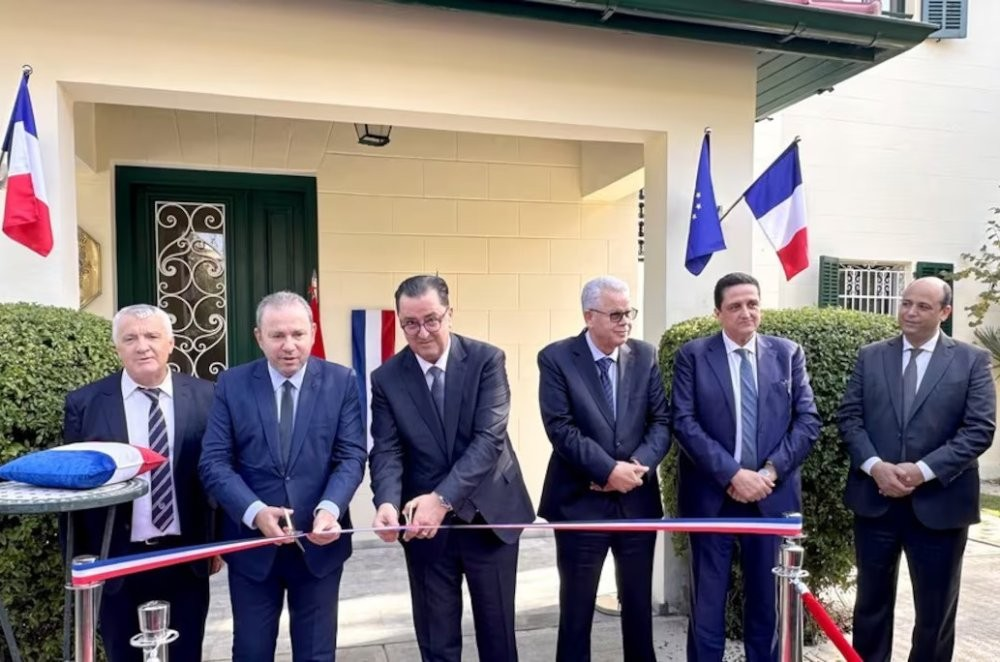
left=285, top=476, right=290, bottom=481
left=615, top=442, right=622, bottom=448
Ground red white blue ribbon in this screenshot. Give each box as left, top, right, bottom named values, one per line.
left=71, top=515, right=802, bottom=586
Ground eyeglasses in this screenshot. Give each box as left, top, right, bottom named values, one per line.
left=400, top=310, right=450, bottom=336
left=588, top=308, right=639, bottom=324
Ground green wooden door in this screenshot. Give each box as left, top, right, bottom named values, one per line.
left=115, top=167, right=318, bottom=379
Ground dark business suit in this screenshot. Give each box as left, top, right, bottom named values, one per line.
left=369, top=333, right=534, bottom=662
left=63, top=371, right=215, bottom=662
left=671, top=333, right=819, bottom=662
left=838, top=334, right=995, bottom=662
left=537, top=332, right=670, bottom=662
left=199, top=357, right=367, bottom=661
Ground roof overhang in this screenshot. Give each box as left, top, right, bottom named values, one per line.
left=388, top=0, right=937, bottom=119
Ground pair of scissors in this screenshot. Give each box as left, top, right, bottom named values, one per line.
left=282, top=508, right=306, bottom=553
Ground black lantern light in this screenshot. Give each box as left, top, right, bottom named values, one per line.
left=354, top=123, right=392, bottom=147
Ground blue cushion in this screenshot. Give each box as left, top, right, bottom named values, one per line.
left=0, top=442, right=166, bottom=489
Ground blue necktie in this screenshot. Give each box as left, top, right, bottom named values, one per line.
left=737, top=349, right=758, bottom=470
left=597, top=357, right=616, bottom=419
left=428, top=366, right=445, bottom=425
left=139, top=388, right=175, bottom=532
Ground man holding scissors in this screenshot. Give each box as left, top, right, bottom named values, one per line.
left=200, top=291, right=367, bottom=661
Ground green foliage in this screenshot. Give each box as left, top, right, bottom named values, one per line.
left=955, top=205, right=1000, bottom=328
left=658, top=307, right=899, bottom=640
left=0, top=303, right=120, bottom=661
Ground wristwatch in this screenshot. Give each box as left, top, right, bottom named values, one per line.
left=434, top=492, right=453, bottom=512
left=760, top=461, right=778, bottom=482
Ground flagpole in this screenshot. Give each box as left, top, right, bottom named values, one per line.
left=718, top=136, right=802, bottom=223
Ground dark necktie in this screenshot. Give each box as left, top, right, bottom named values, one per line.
left=737, top=349, right=758, bottom=470
left=428, top=366, right=445, bottom=425
left=902, top=347, right=923, bottom=422
left=279, top=380, right=294, bottom=466
left=139, top=388, right=175, bottom=533
left=597, top=357, right=616, bottom=419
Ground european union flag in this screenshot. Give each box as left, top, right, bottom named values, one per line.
left=684, top=134, right=725, bottom=275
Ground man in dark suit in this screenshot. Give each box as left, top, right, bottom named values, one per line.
left=369, top=274, right=534, bottom=662
left=199, top=291, right=367, bottom=662
left=838, top=276, right=995, bottom=662
left=537, top=275, right=671, bottom=662
left=63, top=304, right=216, bottom=662
left=672, top=272, right=820, bottom=662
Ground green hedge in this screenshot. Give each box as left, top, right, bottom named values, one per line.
left=0, top=303, right=120, bottom=661
left=658, top=307, right=899, bottom=639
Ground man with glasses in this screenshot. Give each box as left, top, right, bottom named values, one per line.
left=369, top=274, right=534, bottom=662
left=537, top=275, right=671, bottom=662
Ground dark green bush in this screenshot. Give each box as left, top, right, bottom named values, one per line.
left=658, top=307, right=899, bottom=639
left=0, top=303, right=120, bottom=661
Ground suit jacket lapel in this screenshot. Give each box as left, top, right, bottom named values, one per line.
left=881, top=337, right=905, bottom=427
left=171, top=377, right=191, bottom=475
left=252, top=362, right=283, bottom=469
left=706, top=334, right=737, bottom=427
left=102, top=373, right=129, bottom=442
left=616, top=342, right=633, bottom=430
left=443, top=337, right=467, bottom=461
left=571, top=333, right=614, bottom=429
left=401, top=350, right=448, bottom=455
left=754, top=337, right=780, bottom=449
left=908, top=334, right=955, bottom=423
left=288, top=359, right=320, bottom=470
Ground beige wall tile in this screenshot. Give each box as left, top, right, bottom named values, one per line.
left=518, top=202, right=580, bottom=238
left=517, top=137, right=580, bottom=166
left=493, top=342, right=520, bottom=382
left=456, top=275, right=518, bottom=311
left=550, top=239, right=608, bottom=274
left=489, top=311, right=550, bottom=345
left=217, top=114, right=254, bottom=168
left=519, top=274, right=581, bottom=311
left=287, top=120, right=332, bottom=171
left=96, top=105, right=146, bottom=167
left=425, top=237, right=488, bottom=273
left=318, top=154, right=423, bottom=196
left=518, top=342, right=542, bottom=386
left=457, top=133, right=517, bottom=162
left=488, top=238, right=549, bottom=274
left=550, top=167, right=582, bottom=202
left=457, top=200, right=518, bottom=236
left=326, top=124, right=455, bottom=160
left=321, top=233, right=424, bottom=273
left=251, top=116, right=293, bottom=169
left=393, top=198, right=457, bottom=235
left=453, top=310, right=489, bottom=340
left=608, top=238, right=641, bottom=274
left=319, top=193, right=393, bottom=234
left=488, top=164, right=550, bottom=201
left=141, top=108, right=182, bottom=163
left=424, top=160, right=489, bottom=199
left=551, top=310, right=584, bottom=339
left=318, top=271, right=395, bottom=308
left=581, top=203, right=635, bottom=240
left=176, top=110, right=219, bottom=165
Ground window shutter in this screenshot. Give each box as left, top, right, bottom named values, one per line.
left=923, top=0, right=968, bottom=39
left=914, top=261, right=954, bottom=336
left=818, top=255, right=840, bottom=308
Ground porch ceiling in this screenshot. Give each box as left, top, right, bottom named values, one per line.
left=389, top=0, right=937, bottom=119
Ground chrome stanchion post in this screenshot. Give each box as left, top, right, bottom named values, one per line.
left=71, top=555, right=101, bottom=662
left=773, top=513, right=808, bottom=662
left=129, top=600, right=178, bottom=662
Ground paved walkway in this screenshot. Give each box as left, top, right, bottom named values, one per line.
left=201, top=515, right=1000, bottom=661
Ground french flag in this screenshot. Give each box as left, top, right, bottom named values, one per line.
left=351, top=310, right=396, bottom=450
left=1, top=72, right=52, bottom=257
left=744, top=141, right=808, bottom=280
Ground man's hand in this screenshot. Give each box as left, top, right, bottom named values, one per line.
left=895, top=462, right=926, bottom=490
left=402, top=493, right=449, bottom=542
left=209, top=556, right=225, bottom=575
left=372, top=503, right=401, bottom=543
left=728, top=469, right=774, bottom=503
left=604, top=461, right=648, bottom=493
left=253, top=506, right=295, bottom=544
left=870, top=461, right=914, bottom=498
left=307, top=508, right=342, bottom=546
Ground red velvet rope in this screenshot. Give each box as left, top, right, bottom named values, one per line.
left=796, top=583, right=862, bottom=662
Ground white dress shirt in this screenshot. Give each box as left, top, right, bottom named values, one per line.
left=121, top=371, right=181, bottom=541
left=722, top=332, right=758, bottom=465
left=860, top=331, right=939, bottom=482
left=414, top=337, right=452, bottom=388
left=585, top=332, right=620, bottom=418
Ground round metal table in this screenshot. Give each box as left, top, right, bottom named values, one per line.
left=0, top=478, right=148, bottom=662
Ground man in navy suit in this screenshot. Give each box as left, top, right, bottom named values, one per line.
left=369, top=275, right=534, bottom=662
left=199, top=291, right=367, bottom=662
left=838, top=277, right=995, bottom=662
left=63, top=304, right=216, bottom=662
left=671, top=272, right=820, bottom=662
left=537, top=275, right=671, bottom=662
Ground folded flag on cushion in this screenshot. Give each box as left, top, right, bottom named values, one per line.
left=0, top=442, right=166, bottom=489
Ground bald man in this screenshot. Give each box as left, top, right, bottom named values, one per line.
left=838, top=277, right=996, bottom=662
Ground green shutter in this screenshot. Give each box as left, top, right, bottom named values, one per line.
left=818, top=255, right=840, bottom=308
left=914, top=261, right=954, bottom=336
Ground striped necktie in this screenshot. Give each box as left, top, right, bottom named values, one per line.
left=139, top=388, right=175, bottom=533
left=736, top=349, right=758, bottom=470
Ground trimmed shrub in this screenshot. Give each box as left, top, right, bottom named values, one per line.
left=0, top=303, right=120, bottom=661
left=658, top=307, right=899, bottom=639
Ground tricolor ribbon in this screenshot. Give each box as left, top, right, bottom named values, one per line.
left=72, top=515, right=802, bottom=587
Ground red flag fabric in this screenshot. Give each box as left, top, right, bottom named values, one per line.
left=308, top=270, right=326, bottom=359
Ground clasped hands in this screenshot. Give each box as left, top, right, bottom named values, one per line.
left=372, top=492, right=450, bottom=543
left=589, top=460, right=650, bottom=494
left=726, top=468, right=775, bottom=503
left=871, top=461, right=924, bottom=498
left=253, top=505, right=342, bottom=546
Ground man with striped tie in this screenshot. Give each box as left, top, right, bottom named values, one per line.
left=671, top=272, right=820, bottom=662
left=63, top=304, right=217, bottom=661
